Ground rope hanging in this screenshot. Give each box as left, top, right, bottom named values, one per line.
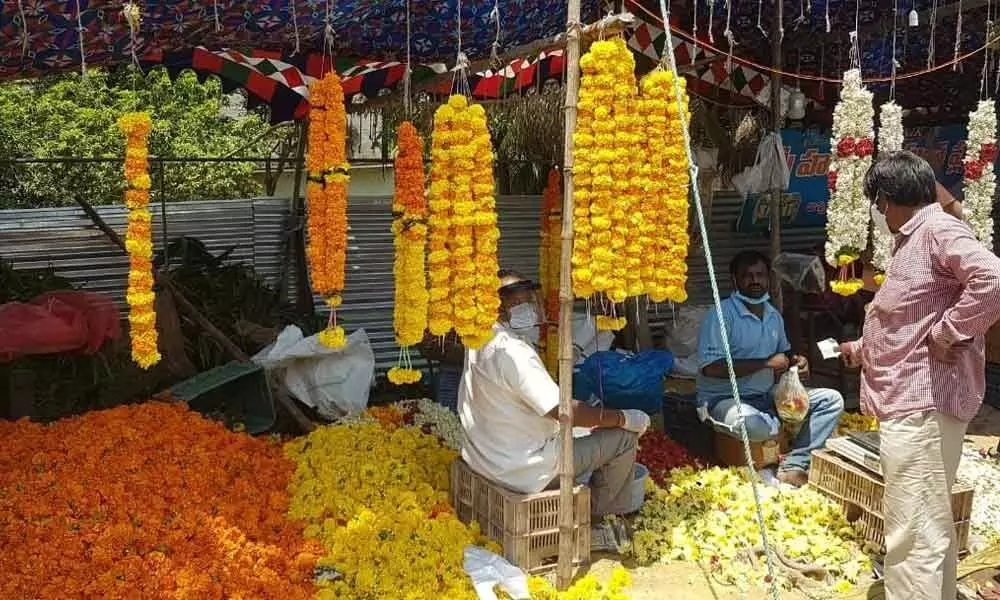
left=658, top=0, right=781, bottom=598
left=890, top=0, right=899, bottom=100
left=403, top=0, right=413, bottom=116
left=75, top=0, right=86, bottom=75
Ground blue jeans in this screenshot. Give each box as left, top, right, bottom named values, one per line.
left=708, top=387, right=844, bottom=471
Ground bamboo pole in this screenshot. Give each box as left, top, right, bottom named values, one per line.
left=556, top=0, right=582, bottom=589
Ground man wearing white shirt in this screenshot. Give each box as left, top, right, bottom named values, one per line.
left=458, top=270, right=649, bottom=518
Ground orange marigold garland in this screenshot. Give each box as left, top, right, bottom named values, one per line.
left=539, top=168, right=562, bottom=376
left=306, top=73, right=350, bottom=349
left=428, top=95, right=500, bottom=350
left=389, top=122, right=428, bottom=386
left=119, top=112, right=160, bottom=369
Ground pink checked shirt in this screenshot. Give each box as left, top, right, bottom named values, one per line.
left=851, top=203, right=1000, bottom=422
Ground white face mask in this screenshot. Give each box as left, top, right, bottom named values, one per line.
left=506, top=303, right=540, bottom=345
left=870, top=203, right=891, bottom=236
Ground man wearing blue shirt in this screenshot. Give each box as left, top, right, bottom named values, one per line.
left=697, top=250, right=844, bottom=487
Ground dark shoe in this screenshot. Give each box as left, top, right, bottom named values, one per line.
left=777, top=468, right=809, bottom=488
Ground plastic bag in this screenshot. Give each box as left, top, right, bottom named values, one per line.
left=664, top=304, right=710, bottom=358
left=773, top=253, right=827, bottom=293
left=572, top=350, right=674, bottom=413
left=463, top=545, right=530, bottom=600
left=0, top=291, right=121, bottom=362
left=774, top=366, right=809, bottom=424
left=252, top=325, right=375, bottom=419
left=732, top=132, right=790, bottom=198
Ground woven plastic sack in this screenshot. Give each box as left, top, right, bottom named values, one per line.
left=774, top=365, right=809, bottom=424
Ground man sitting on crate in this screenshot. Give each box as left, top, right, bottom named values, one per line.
left=458, top=270, right=650, bottom=528
left=696, top=250, right=844, bottom=487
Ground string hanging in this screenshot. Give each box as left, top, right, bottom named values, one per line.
left=403, top=0, right=412, bottom=117
left=660, top=0, right=782, bottom=599
left=323, top=0, right=336, bottom=74
left=692, top=0, right=700, bottom=63
left=708, top=0, right=715, bottom=44
left=825, top=0, right=831, bottom=33
left=75, top=0, right=86, bottom=75
left=757, top=0, right=769, bottom=39
left=123, top=2, right=143, bottom=72
left=890, top=0, right=899, bottom=99
left=724, top=0, right=735, bottom=73
left=954, top=0, right=964, bottom=72
left=290, top=0, right=301, bottom=56
left=983, top=0, right=992, bottom=98
left=928, top=0, right=938, bottom=68
left=793, top=0, right=808, bottom=29
left=452, top=0, right=471, bottom=97
left=17, top=0, right=28, bottom=59
left=213, top=0, right=221, bottom=32
left=490, top=0, right=502, bottom=68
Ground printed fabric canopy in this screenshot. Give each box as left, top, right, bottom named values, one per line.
left=0, top=1, right=603, bottom=80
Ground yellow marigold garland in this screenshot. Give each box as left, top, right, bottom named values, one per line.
left=574, top=38, right=636, bottom=332
left=306, top=73, right=350, bottom=349
left=389, top=122, right=428, bottom=386
left=118, top=112, right=160, bottom=369
left=428, top=95, right=500, bottom=350
left=539, top=168, right=562, bottom=376
left=640, top=69, right=691, bottom=304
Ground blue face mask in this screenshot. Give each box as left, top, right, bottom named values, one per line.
left=734, top=291, right=771, bottom=305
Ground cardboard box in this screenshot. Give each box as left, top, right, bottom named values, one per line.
left=714, top=430, right=790, bottom=469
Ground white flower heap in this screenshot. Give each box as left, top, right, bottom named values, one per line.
left=872, top=100, right=904, bottom=279
left=962, top=100, right=997, bottom=248
left=826, top=69, right=875, bottom=296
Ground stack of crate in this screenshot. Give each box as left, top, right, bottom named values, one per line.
left=449, top=459, right=591, bottom=574
left=809, top=449, right=974, bottom=554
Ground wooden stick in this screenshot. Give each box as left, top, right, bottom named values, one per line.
left=73, top=196, right=317, bottom=433
left=557, top=0, right=583, bottom=589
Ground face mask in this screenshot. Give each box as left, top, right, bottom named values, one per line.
left=870, top=203, right=891, bottom=236
left=733, top=291, right=771, bottom=305
left=507, top=303, right=539, bottom=330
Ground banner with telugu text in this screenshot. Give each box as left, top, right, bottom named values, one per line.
left=736, top=125, right=969, bottom=232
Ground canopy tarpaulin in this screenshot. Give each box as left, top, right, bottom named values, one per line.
left=0, top=0, right=601, bottom=79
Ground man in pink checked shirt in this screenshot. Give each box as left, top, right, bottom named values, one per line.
left=839, top=151, right=1000, bottom=600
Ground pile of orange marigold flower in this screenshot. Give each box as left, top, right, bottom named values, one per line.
left=0, top=402, right=321, bottom=600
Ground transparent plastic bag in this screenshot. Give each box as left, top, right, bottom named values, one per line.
left=774, top=365, right=809, bottom=424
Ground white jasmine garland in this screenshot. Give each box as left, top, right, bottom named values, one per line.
left=962, top=100, right=997, bottom=249
left=826, top=69, right=876, bottom=270
left=872, top=100, right=904, bottom=274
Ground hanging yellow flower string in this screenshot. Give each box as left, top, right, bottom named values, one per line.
left=306, top=73, right=350, bottom=348
left=427, top=102, right=457, bottom=337
left=573, top=38, right=633, bottom=332
left=118, top=112, right=160, bottom=369
left=641, top=69, right=691, bottom=304
left=539, top=168, right=562, bottom=376
left=388, top=122, right=428, bottom=386
left=428, top=95, right=500, bottom=350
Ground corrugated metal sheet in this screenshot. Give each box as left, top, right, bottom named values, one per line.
left=0, top=195, right=543, bottom=372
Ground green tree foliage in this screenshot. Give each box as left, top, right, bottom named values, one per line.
left=0, top=68, right=274, bottom=208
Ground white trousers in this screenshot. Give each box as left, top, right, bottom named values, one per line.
left=880, top=410, right=967, bottom=600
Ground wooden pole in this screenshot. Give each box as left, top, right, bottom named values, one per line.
left=769, top=0, right=784, bottom=310
left=557, top=0, right=582, bottom=589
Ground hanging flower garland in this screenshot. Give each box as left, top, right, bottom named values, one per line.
left=826, top=69, right=874, bottom=296
left=306, top=73, right=350, bottom=349
left=388, top=122, right=428, bottom=386
left=573, top=38, right=636, bottom=332
left=539, top=168, right=562, bottom=376
left=871, top=100, right=904, bottom=282
left=118, top=112, right=160, bottom=369
left=640, top=69, right=692, bottom=304
left=428, top=95, right=501, bottom=350
left=963, top=100, right=998, bottom=248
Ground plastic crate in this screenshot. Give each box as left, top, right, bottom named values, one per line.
left=809, top=449, right=974, bottom=522
left=449, top=459, right=590, bottom=574
left=168, top=361, right=276, bottom=434
left=829, top=495, right=971, bottom=555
